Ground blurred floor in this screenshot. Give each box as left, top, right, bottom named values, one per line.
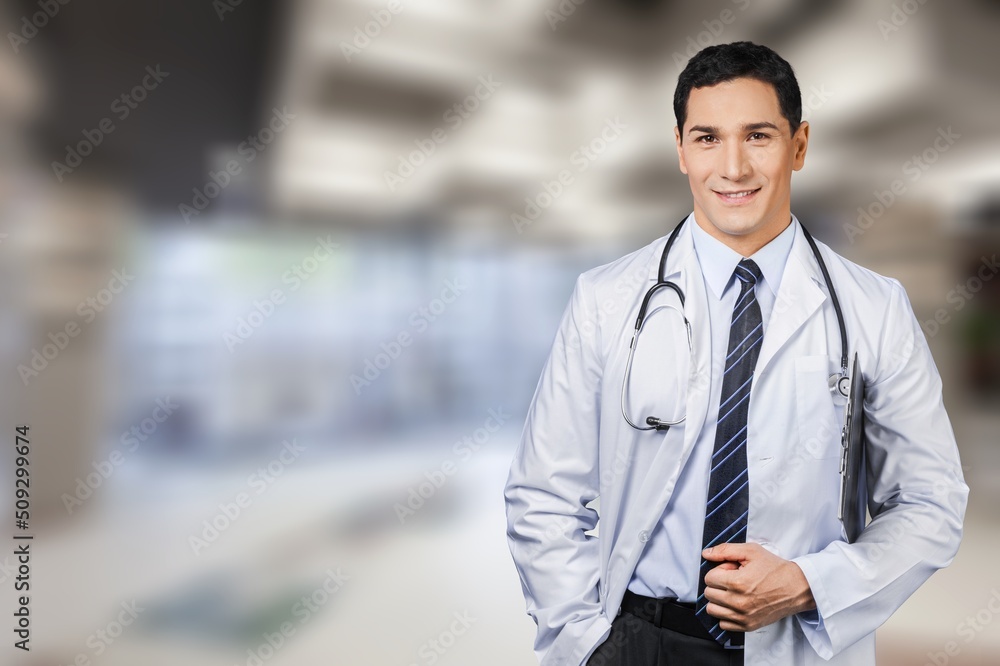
left=13, top=424, right=998, bottom=665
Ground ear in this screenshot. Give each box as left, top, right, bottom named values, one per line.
left=674, top=125, right=688, bottom=175
left=792, top=120, right=809, bottom=171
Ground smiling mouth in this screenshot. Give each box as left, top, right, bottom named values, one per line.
left=714, top=187, right=761, bottom=203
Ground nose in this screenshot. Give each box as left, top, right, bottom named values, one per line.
left=720, top=141, right=752, bottom=182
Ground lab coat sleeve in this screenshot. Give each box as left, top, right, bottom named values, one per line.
left=504, top=273, right=613, bottom=666
left=791, top=278, right=969, bottom=658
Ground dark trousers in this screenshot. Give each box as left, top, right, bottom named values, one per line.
left=585, top=605, right=745, bottom=666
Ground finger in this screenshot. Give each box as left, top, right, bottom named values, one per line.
left=703, top=562, right=739, bottom=589
left=717, top=617, right=750, bottom=632
left=706, top=599, right=751, bottom=632
left=702, top=586, right=740, bottom=612
left=703, top=542, right=755, bottom=562
left=705, top=601, right=745, bottom=625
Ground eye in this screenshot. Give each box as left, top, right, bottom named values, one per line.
left=748, top=132, right=770, bottom=141
left=694, top=134, right=717, bottom=144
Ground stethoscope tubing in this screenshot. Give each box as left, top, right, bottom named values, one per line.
left=622, top=216, right=850, bottom=432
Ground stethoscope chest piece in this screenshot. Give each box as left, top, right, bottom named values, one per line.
left=622, top=216, right=853, bottom=430
left=830, top=373, right=850, bottom=398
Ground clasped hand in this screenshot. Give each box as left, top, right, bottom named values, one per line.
left=701, top=542, right=817, bottom=632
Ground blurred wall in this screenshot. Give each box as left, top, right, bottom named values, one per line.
left=1, top=0, right=999, bottom=665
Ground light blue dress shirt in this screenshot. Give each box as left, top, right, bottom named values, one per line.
left=627, top=212, right=798, bottom=602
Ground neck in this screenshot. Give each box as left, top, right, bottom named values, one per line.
left=692, top=210, right=792, bottom=257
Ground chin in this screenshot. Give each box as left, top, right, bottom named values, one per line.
left=704, top=209, right=763, bottom=236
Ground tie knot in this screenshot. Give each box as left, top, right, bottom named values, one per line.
left=734, top=259, right=762, bottom=285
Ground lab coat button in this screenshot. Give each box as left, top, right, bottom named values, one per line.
left=638, top=529, right=650, bottom=542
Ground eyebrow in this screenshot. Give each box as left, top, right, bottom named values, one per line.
left=687, top=122, right=782, bottom=135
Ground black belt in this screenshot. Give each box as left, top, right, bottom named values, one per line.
left=619, top=590, right=742, bottom=645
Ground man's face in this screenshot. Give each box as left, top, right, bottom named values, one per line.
left=674, top=77, right=809, bottom=247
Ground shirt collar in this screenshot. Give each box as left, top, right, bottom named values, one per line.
left=689, top=212, right=798, bottom=300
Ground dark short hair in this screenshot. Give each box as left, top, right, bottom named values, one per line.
left=674, top=41, right=802, bottom=138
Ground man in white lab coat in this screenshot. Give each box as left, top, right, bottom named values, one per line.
left=504, top=41, right=968, bottom=666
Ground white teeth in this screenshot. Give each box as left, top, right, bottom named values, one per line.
left=721, top=189, right=756, bottom=198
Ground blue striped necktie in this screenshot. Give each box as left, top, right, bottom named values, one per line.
left=695, top=258, right=764, bottom=648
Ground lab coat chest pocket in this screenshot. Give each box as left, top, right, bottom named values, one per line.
left=793, top=355, right=844, bottom=459
left=621, top=304, right=691, bottom=430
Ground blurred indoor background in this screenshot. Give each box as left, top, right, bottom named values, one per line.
left=1, top=0, right=998, bottom=664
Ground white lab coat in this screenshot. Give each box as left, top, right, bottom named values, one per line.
left=504, top=218, right=968, bottom=666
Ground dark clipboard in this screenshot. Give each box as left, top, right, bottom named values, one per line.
left=838, top=353, right=868, bottom=543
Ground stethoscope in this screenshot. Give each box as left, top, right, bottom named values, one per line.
left=621, top=216, right=850, bottom=431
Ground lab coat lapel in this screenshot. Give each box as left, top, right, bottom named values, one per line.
left=754, top=224, right=827, bottom=377
left=623, top=223, right=712, bottom=546
left=671, top=241, right=712, bottom=459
